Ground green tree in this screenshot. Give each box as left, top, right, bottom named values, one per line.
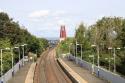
left=75, top=23, right=86, bottom=44
left=0, top=12, right=49, bottom=74
left=0, top=38, right=12, bottom=74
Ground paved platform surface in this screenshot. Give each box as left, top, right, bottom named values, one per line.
left=25, top=63, right=36, bottom=83
left=7, top=62, right=31, bottom=83
left=58, top=58, right=87, bottom=83
left=62, top=57, right=107, bottom=83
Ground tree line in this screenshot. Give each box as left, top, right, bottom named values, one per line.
left=58, top=17, right=125, bottom=76
left=0, top=12, right=49, bottom=74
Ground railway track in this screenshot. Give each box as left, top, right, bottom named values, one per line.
left=34, top=48, right=72, bottom=83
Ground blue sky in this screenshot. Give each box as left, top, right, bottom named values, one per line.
left=0, top=0, right=125, bottom=38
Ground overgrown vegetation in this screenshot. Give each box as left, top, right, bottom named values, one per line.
left=58, top=17, right=125, bottom=76
left=0, top=12, right=49, bottom=74
left=56, top=38, right=74, bottom=56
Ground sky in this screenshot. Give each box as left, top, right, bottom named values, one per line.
left=0, top=0, right=125, bottom=38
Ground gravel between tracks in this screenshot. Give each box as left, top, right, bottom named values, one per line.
left=34, top=48, right=72, bottom=83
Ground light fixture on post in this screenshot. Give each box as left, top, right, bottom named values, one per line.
left=0, top=47, right=11, bottom=82
left=113, top=47, right=120, bottom=73
left=14, top=46, right=21, bottom=69
left=108, top=47, right=112, bottom=71
left=91, top=44, right=100, bottom=77
left=91, top=44, right=96, bottom=74
left=21, top=44, right=27, bottom=66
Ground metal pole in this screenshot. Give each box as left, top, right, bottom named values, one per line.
left=97, top=46, right=100, bottom=67
left=23, top=46, right=24, bottom=66
left=97, top=45, right=100, bottom=77
left=113, top=48, right=116, bottom=72
left=1, top=49, right=3, bottom=82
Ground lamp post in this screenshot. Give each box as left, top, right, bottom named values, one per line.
left=108, top=47, right=112, bottom=71
left=14, top=46, right=21, bottom=69
left=10, top=48, right=14, bottom=76
left=21, top=45, right=24, bottom=66
left=91, top=44, right=96, bottom=74
left=4, top=48, right=14, bottom=76
left=113, top=48, right=116, bottom=72
left=113, top=47, right=120, bottom=73
left=21, top=44, right=27, bottom=66
left=97, top=46, right=100, bottom=75
left=91, top=44, right=100, bottom=77
left=0, top=47, right=11, bottom=83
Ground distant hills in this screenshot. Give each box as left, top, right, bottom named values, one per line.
left=46, top=37, right=59, bottom=40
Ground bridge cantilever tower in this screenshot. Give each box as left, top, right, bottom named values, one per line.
left=60, top=25, right=67, bottom=42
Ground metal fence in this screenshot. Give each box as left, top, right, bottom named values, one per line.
left=0, top=59, right=23, bottom=83
left=68, top=55, right=125, bottom=83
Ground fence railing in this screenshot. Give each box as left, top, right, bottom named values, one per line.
left=68, top=55, right=125, bottom=83
left=0, top=59, right=23, bottom=83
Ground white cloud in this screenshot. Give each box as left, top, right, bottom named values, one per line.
left=57, top=18, right=71, bottom=25
left=53, top=10, right=66, bottom=16
left=47, top=23, right=55, bottom=26
left=54, top=16, right=60, bottom=20
left=29, top=10, right=67, bottom=19
left=57, top=20, right=65, bottom=25
left=29, top=10, right=50, bottom=18
left=30, top=18, right=40, bottom=22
